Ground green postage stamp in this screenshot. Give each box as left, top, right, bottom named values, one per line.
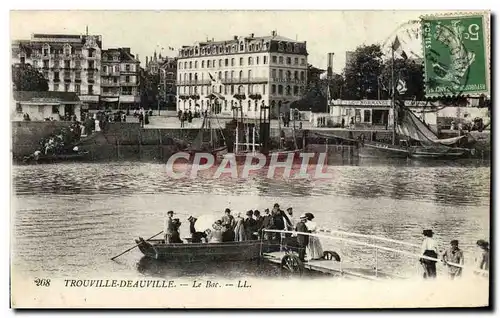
left=422, top=13, right=490, bottom=97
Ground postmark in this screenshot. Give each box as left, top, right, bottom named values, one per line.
left=421, top=13, right=490, bottom=97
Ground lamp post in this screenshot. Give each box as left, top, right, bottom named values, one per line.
left=157, top=84, right=161, bottom=116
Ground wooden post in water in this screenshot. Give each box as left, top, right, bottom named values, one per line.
left=159, top=129, right=163, bottom=161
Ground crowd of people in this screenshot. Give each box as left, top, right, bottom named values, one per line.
left=163, top=203, right=324, bottom=262
left=177, top=109, right=207, bottom=128
left=419, top=229, right=490, bottom=279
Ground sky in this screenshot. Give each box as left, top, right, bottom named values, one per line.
left=11, top=10, right=443, bottom=73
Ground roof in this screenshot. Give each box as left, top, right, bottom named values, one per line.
left=13, top=91, right=81, bottom=103
left=102, top=48, right=139, bottom=63
left=33, top=34, right=82, bottom=39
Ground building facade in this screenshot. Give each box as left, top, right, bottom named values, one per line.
left=101, top=48, right=141, bottom=109
left=176, top=31, right=308, bottom=118
left=159, top=57, right=177, bottom=107
left=11, top=33, right=102, bottom=109
left=12, top=90, right=82, bottom=121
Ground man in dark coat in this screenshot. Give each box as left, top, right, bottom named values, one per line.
left=244, top=210, right=257, bottom=240
left=295, top=214, right=310, bottom=262
left=260, top=208, right=272, bottom=240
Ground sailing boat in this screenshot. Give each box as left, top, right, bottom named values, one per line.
left=185, top=111, right=228, bottom=162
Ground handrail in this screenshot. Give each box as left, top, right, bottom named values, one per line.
left=263, top=229, right=489, bottom=275
left=318, top=228, right=420, bottom=248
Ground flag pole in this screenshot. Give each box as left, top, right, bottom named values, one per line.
left=391, top=43, right=396, bottom=146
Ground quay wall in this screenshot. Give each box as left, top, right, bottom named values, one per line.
left=12, top=121, right=490, bottom=160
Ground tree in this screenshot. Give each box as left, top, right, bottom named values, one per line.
left=379, top=58, right=425, bottom=100
left=139, top=70, right=160, bottom=109
left=343, top=44, right=383, bottom=100
left=12, top=63, right=48, bottom=92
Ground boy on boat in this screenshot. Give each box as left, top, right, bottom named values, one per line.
left=442, top=240, right=464, bottom=279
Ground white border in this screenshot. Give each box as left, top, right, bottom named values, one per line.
left=2, top=1, right=497, bottom=317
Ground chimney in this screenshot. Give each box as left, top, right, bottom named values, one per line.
left=251, top=33, right=254, bottom=38
left=271, top=30, right=276, bottom=37
left=136, top=54, right=140, bottom=63
left=122, top=47, right=131, bottom=54
left=234, top=35, right=238, bottom=40
left=146, top=56, right=149, bottom=65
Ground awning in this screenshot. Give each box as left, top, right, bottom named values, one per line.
left=101, top=97, right=119, bottom=102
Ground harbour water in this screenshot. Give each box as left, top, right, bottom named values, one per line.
left=12, top=158, right=490, bottom=281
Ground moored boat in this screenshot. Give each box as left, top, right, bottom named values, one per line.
left=22, top=151, right=89, bottom=164
left=135, top=237, right=262, bottom=262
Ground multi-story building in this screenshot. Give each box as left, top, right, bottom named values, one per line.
left=176, top=31, right=308, bottom=118
left=159, top=57, right=177, bottom=107
left=11, top=33, right=102, bottom=109
left=101, top=48, right=140, bottom=109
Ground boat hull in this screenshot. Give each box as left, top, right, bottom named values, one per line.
left=22, top=152, right=89, bottom=164
left=224, top=149, right=304, bottom=165
left=358, top=143, right=409, bottom=159
left=135, top=238, right=262, bottom=262
left=409, top=147, right=470, bottom=159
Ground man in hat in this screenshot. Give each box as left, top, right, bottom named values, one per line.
left=260, top=208, right=272, bottom=240
left=171, top=218, right=182, bottom=243
left=244, top=210, right=257, bottom=240
left=420, top=229, right=439, bottom=279
left=442, top=240, right=464, bottom=279
left=221, top=208, right=235, bottom=229
left=295, top=214, right=310, bottom=262
left=286, top=207, right=296, bottom=231
left=164, top=211, right=175, bottom=244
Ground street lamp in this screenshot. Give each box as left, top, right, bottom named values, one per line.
left=157, top=84, right=161, bottom=116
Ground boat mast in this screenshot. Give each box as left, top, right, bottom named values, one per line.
left=252, top=125, right=256, bottom=154
left=278, top=103, right=282, bottom=149
left=209, top=108, right=214, bottom=147
left=391, top=45, right=396, bottom=146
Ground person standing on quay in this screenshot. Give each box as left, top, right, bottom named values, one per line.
left=442, top=240, right=464, bottom=279
left=419, top=229, right=439, bottom=279
left=164, top=211, right=175, bottom=244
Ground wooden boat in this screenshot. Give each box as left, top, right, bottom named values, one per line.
left=408, top=146, right=470, bottom=159
left=184, top=112, right=228, bottom=163
left=22, top=151, right=89, bottom=164
left=135, top=237, right=262, bottom=262
left=358, top=142, right=409, bottom=159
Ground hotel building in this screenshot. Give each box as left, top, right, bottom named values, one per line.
left=100, top=48, right=141, bottom=109
left=12, top=33, right=102, bottom=110
left=176, top=31, right=308, bottom=118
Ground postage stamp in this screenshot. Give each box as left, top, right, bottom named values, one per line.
left=421, top=13, right=490, bottom=97
left=9, top=10, right=491, bottom=309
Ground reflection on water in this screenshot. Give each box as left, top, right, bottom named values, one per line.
left=11, top=160, right=490, bottom=280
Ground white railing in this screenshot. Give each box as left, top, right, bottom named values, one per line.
left=262, top=229, right=489, bottom=278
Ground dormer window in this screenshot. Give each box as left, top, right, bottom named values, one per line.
left=294, top=44, right=299, bottom=53
left=195, top=48, right=199, bottom=55
left=239, top=42, right=244, bottom=51
left=212, top=46, right=216, bottom=54
left=278, top=42, right=284, bottom=51
left=287, top=43, right=292, bottom=52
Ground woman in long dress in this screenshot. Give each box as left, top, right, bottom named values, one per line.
left=305, top=213, right=323, bottom=260
left=234, top=213, right=246, bottom=242
left=208, top=221, right=223, bottom=243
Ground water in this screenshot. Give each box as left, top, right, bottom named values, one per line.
left=11, top=159, right=490, bottom=280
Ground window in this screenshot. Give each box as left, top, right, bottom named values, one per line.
left=248, top=100, right=251, bottom=111
left=278, top=85, right=283, bottom=95
left=207, top=60, right=211, bottom=68
left=248, top=57, right=253, bottom=65
left=294, top=58, right=299, bottom=65
left=293, top=86, right=299, bottom=96
left=75, top=60, right=81, bottom=69
left=195, top=61, right=198, bottom=68
left=188, top=61, right=191, bottom=69
left=219, top=59, right=222, bottom=67
left=248, top=84, right=253, bottom=94
left=264, top=56, right=268, bottom=64
left=238, top=85, right=244, bottom=94
left=224, top=100, right=228, bottom=111
left=53, top=84, right=59, bottom=91
left=75, top=84, right=80, bottom=94
left=88, top=61, right=94, bottom=69
left=239, top=70, right=243, bottom=79
left=102, top=65, right=107, bottom=73
left=126, top=64, right=130, bottom=71
left=189, top=73, right=193, bottom=81
left=271, top=84, right=276, bottom=94
left=184, top=62, right=187, bottom=68
left=75, top=71, right=81, bottom=80
left=201, top=60, right=205, bottom=68
left=294, top=71, right=299, bottom=79
left=300, top=71, right=305, bottom=81
left=364, top=110, right=372, bottom=123
left=278, top=70, right=283, bottom=79
left=224, top=71, right=228, bottom=79
left=286, top=57, right=291, bottom=65
left=231, top=85, right=234, bottom=94
left=239, top=57, right=244, bottom=66
left=225, top=59, right=229, bottom=67
left=54, top=72, right=60, bottom=81
left=248, top=70, right=252, bottom=79
left=64, top=61, right=70, bottom=69
left=254, top=100, right=258, bottom=112
left=178, top=62, right=182, bottom=69
left=256, top=56, right=259, bottom=65
left=272, top=56, right=277, bottom=63
left=279, top=56, right=284, bottom=64
left=231, top=58, right=235, bottom=66
left=218, top=71, right=222, bottom=80
left=271, top=69, right=276, bottom=79
left=194, top=73, right=198, bottom=81
left=15, top=103, right=22, bottom=113
left=126, top=75, right=130, bottom=83
left=43, top=48, right=49, bottom=56
left=52, top=105, right=59, bottom=114
left=64, top=84, right=70, bottom=92
left=183, top=73, right=187, bottom=81
left=231, top=71, right=234, bottom=79
left=263, top=84, right=266, bottom=95
left=219, top=85, right=222, bottom=94
left=240, top=43, right=244, bottom=51
left=301, top=58, right=305, bottom=65
left=224, top=85, right=228, bottom=94
left=88, top=85, right=93, bottom=95
left=286, top=85, right=291, bottom=95
left=33, top=60, right=38, bottom=68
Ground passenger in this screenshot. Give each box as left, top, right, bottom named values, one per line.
left=164, top=211, right=175, bottom=244
left=170, top=218, right=183, bottom=243
left=209, top=220, right=223, bottom=243
left=475, top=239, right=490, bottom=274
left=253, top=210, right=263, bottom=234
left=305, top=213, right=323, bottom=260
left=419, top=229, right=439, bottom=279
left=260, top=209, right=272, bottom=240
left=295, top=214, right=310, bottom=262
left=221, top=208, right=236, bottom=229
left=442, top=240, right=464, bottom=279
left=286, top=207, right=296, bottom=232
left=244, top=210, right=257, bottom=240
left=234, top=213, right=246, bottom=242
left=222, top=224, right=235, bottom=242
left=188, top=216, right=206, bottom=243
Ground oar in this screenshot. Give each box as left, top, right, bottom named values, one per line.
left=111, top=230, right=163, bottom=261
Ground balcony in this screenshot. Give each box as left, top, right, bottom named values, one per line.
left=222, top=77, right=269, bottom=84
left=121, top=82, right=139, bottom=87
left=101, top=82, right=120, bottom=87
left=271, top=77, right=306, bottom=85
left=176, top=79, right=212, bottom=86
left=102, top=71, right=120, bottom=76
left=121, top=69, right=136, bottom=75
left=53, top=78, right=60, bottom=83
left=88, top=78, right=95, bottom=84
left=101, top=91, right=120, bottom=97
left=75, top=78, right=82, bottom=83
left=64, top=77, right=72, bottom=82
